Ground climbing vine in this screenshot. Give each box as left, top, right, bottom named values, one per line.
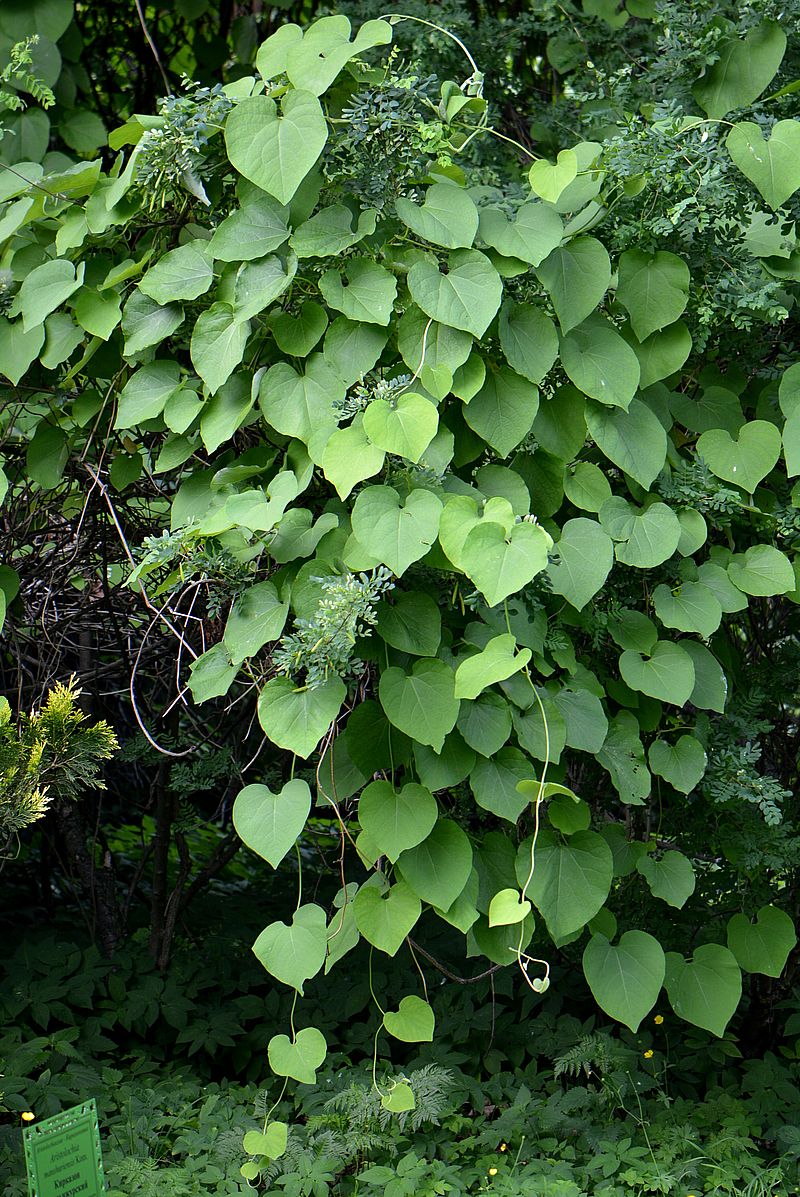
left=1, top=7, right=800, bottom=1182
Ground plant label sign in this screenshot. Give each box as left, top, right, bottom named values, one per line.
left=23, top=1100, right=105, bottom=1197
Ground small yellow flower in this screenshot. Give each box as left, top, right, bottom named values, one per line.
left=499, top=1142, right=507, bottom=1152
left=21, top=1112, right=35, bottom=1122
left=643, top=1049, right=654, bottom=1059
left=489, top=1167, right=498, bottom=1176
left=654, top=1014, right=664, bottom=1025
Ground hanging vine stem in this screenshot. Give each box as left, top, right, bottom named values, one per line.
left=505, top=600, right=552, bottom=993
left=379, top=13, right=482, bottom=81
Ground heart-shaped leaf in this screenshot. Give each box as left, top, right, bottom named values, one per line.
left=536, top=237, right=611, bottom=332
left=253, top=904, right=328, bottom=993
left=479, top=201, right=564, bottom=265
left=488, top=887, right=532, bottom=926
left=694, top=20, right=786, bottom=119
left=319, top=257, right=397, bottom=325
left=696, top=420, right=781, bottom=492
left=224, top=581, right=289, bottom=664
left=665, top=945, right=741, bottom=1037
left=463, top=365, right=539, bottom=457
left=243, top=1122, right=288, bottom=1160
left=268, top=1027, right=327, bottom=1084
left=547, top=518, right=614, bottom=610
left=363, top=392, right=438, bottom=462
left=728, top=544, right=795, bottom=596
left=257, top=677, right=345, bottom=758
left=583, top=931, right=665, bottom=1031
left=586, top=399, right=667, bottom=489
left=353, top=878, right=421, bottom=955
left=652, top=581, right=722, bottom=638
left=648, top=736, right=707, bottom=794
left=383, top=995, right=435, bottom=1042
left=469, top=747, right=532, bottom=822
left=460, top=519, right=553, bottom=608
left=224, top=92, right=328, bottom=204
left=407, top=249, right=502, bottom=337
left=637, top=851, right=696, bottom=908
left=397, top=818, right=473, bottom=910
left=233, top=779, right=311, bottom=869
left=727, top=905, right=797, bottom=977
left=560, top=314, right=640, bottom=409
left=396, top=182, right=478, bottom=248
left=321, top=417, right=385, bottom=500
left=616, top=249, right=690, bottom=341
left=379, top=658, right=459, bottom=752
left=529, top=149, right=578, bottom=202
left=515, top=829, right=613, bottom=940
left=619, top=642, right=695, bottom=706
left=498, top=302, right=558, bottom=383
left=381, top=1082, right=415, bottom=1113
left=351, top=485, right=442, bottom=577
left=358, top=780, right=438, bottom=862
left=454, top=634, right=532, bottom=700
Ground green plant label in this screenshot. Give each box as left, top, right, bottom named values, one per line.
left=24, top=1100, right=105, bottom=1197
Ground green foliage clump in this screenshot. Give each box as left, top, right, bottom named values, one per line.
left=0, top=680, right=117, bottom=841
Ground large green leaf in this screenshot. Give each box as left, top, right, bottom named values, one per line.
left=696, top=420, right=781, bottom=492
left=637, top=851, right=696, bottom=908
left=652, top=581, right=722, bottom=638
left=463, top=365, right=538, bottom=456
left=209, top=195, right=289, bottom=261
left=259, top=355, right=342, bottom=450
left=547, top=518, right=614, bottom=610
left=253, top=904, right=328, bottom=993
left=648, top=735, right=707, bottom=794
left=582, top=931, right=665, bottom=1031
left=498, top=302, right=558, bottom=383
left=353, top=878, right=421, bottom=956
left=383, top=996, right=435, bottom=1043
left=479, top=201, right=563, bottom=265
left=190, top=304, right=250, bottom=394
left=586, top=399, right=667, bottom=489
left=454, top=634, right=531, bottom=701
left=285, top=16, right=392, bottom=94
left=597, top=711, right=651, bottom=805
left=397, top=819, right=473, bottom=910
left=727, top=905, right=797, bottom=977
left=727, top=120, right=800, bottom=210
left=351, top=485, right=442, bottom=577
left=319, top=258, right=397, bottom=325
left=379, top=658, right=459, bottom=752
left=376, top=591, right=441, bottom=657
left=10, top=258, right=83, bottom=331
left=358, top=780, right=438, bottom=862
left=600, top=498, right=681, bottom=568
left=268, top=1027, right=327, bottom=1085
left=233, top=779, right=311, bottom=868
left=396, top=183, right=479, bottom=248
left=516, top=829, right=613, bottom=940
left=664, top=945, right=742, bottom=1037
left=224, top=92, right=328, bottom=204
left=459, top=694, right=513, bottom=759
left=407, top=250, right=502, bottom=337
left=363, top=392, right=438, bottom=462
left=0, top=318, right=45, bottom=384
left=223, top=581, right=289, bottom=663
left=115, top=361, right=181, bottom=428
left=139, top=241, right=213, bottom=304
left=560, top=315, right=640, bottom=409
left=460, top=519, right=552, bottom=608
left=619, top=642, right=695, bottom=706
left=616, top=250, right=690, bottom=341
left=693, top=20, right=786, bottom=119
left=321, top=418, right=385, bottom=499
left=536, top=237, right=611, bottom=332
left=728, top=544, right=795, bottom=596
left=290, top=204, right=377, bottom=257
left=257, top=677, right=345, bottom=758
